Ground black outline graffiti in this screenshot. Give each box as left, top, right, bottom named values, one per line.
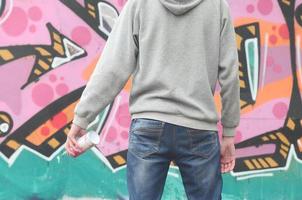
left=0, top=23, right=87, bottom=89
left=233, top=0, right=302, bottom=174
left=236, top=22, right=261, bottom=108
left=59, top=0, right=119, bottom=40
left=0, top=0, right=6, bottom=17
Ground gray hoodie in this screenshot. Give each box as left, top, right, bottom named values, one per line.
left=73, top=0, right=240, bottom=136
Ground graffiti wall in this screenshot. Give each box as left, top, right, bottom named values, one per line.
left=0, top=0, right=302, bottom=199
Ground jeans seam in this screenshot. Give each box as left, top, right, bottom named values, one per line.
left=156, top=126, right=165, bottom=150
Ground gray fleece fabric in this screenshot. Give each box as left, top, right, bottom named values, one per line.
left=73, top=0, right=240, bottom=137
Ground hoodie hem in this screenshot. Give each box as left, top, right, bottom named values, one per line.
left=131, top=112, right=218, bottom=131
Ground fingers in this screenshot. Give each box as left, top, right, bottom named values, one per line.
left=65, top=139, right=76, bottom=157
left=65, top=138, right=82, bottom=157
left=68, top=135, right=83, bottom=152
left=220, top=153, right=235, bottom=173
left=69, top=136, right=83, bottom=156
left=64, top=124, right=86, bottom=157
left=220, top=141, right=236, bottom=173
left=221, top=158, right=235, bottom=173
left=79, top=129, right=87, bottom=137
left=64, top=131, right=85, bottom=157
left=221, top=162, right=231, bottom=173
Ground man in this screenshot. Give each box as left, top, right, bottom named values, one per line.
left=65, top=0, right=240, bottom=199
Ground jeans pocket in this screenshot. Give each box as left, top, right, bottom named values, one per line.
left=128, top=118, right=164, bottom=158
left=187, top=129, right=218, bottom=158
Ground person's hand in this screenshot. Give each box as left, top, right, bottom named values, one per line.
left=65, top=123, right=87, bottom=157
left=220, top=136, right=236, bottom=173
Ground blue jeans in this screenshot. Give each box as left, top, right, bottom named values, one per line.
left=126, top=118, right=222, bottom=200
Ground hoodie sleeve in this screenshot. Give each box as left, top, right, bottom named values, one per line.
left=72, top=0, right=140, bottom=130
left=218, top=0, right=240, bottom=137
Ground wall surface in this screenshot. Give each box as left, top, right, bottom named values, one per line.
left=1, top=0, right=302, bottom=199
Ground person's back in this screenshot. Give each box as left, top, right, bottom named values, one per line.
left=65, top=0, right=240, bottom=199
left=129, top=0, right=239, bottom=136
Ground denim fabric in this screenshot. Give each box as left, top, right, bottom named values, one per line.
left=126, top=118, right=222, bottom=200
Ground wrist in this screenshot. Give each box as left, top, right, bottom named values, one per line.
left=222, top=126, right=236, bottom=137
left=72, top=122, right=85, bottom=131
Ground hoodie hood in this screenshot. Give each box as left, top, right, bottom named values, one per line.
left=159, top=0, right=204, bottom=16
